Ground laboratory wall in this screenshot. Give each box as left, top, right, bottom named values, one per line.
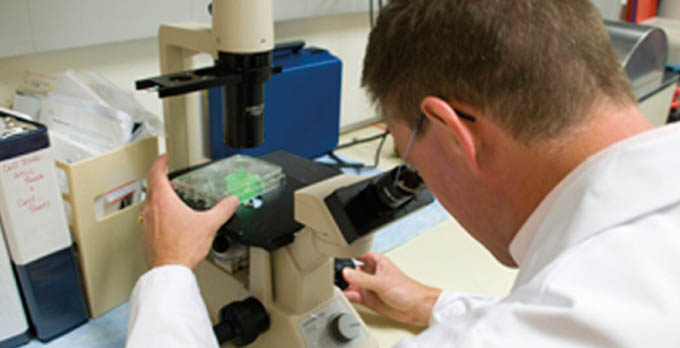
left=0, top=0, right=624, bottom=130
left=0, top=12, right=377, bottom=131
left=591, top=0, right=626, bottom=20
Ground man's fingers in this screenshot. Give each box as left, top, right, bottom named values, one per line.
left=204, top=196, right=240, bottom=228
left=141, top=202, right=151, bottom=226
left=359, top=289, right=404, bottom=320
left=356, top=252, right=380, bottom=272
left=343, top=267, right=383, bottom=292
left=343, top=289, right=363, bottom=304
left=148, top=155, right=176, bottom=199
left=148, top=155, right=189, bottom=207
left=148, top=155, right=168, bottom=183
left=356, top=252, right=379, bottom=263
left=345, top=287, right=400, bottom=320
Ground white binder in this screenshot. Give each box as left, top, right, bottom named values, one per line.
left=0, top=224, right=29, bottom=346
left=0, top=107, right=88, bottom=342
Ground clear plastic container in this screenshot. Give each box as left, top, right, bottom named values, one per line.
left=172, top=155, right=285, bottom=208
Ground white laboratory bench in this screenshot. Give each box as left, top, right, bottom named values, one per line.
left=21, top=124, right=517, bottom=347
left=366, top=216, right=517, bottom=345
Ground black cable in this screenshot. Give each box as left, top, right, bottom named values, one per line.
left=369, top=0, right=375, bottom=28
left=333, top=130, right=390, bottom=150
left=373, top=128, right=389, bottom=168
left=327, top=152, right=365, bottom=170
left=378, top=0, right=383, bottom=11
left=325, top=129, right=391, bottom=170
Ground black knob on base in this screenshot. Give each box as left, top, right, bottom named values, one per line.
left=213, top=297, right=270, bottom=347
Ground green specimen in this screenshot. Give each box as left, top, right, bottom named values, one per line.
left=225, top=170, right=265, bottom=203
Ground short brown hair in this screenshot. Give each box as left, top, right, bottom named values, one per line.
left=362, top=0, right=635, bottom=143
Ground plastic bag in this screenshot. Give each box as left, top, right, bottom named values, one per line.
left=40, top=69, right=162, bottom=157
left=40, top=70, right=161, bottom=220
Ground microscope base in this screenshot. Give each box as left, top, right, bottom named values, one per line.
left=251, top=288, right=378, bottom=348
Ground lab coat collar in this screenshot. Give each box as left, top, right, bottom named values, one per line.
left=510, top=122, right=680, bottom=285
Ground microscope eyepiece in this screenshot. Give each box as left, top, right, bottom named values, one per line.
left=375, top=165, right=424, bottom=209
left=324, top=163, right=433, bottom=243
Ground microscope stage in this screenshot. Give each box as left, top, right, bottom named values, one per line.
left=170, top=151, right=341, bottom=251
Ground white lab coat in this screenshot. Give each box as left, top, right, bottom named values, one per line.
left=127, top=123, right=680, bottom=348
left=397, top=123, right=680, bottom=347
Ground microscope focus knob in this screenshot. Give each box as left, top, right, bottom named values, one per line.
left=330, top=313, right=360, bottom=343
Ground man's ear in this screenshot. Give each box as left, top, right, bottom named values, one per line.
left=421, top=96, right=480, bottom=173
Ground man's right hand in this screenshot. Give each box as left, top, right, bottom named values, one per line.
left=342, top=252, right=442, bottom=326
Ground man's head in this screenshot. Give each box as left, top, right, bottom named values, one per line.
left=363, top=0, right=641, bottom=266
left=363, top=0, right=635, bottom=142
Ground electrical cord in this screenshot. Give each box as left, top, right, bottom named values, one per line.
left=325, top=129, right=391, bottom=170
left=372, top=129, right=390, bottom=167
left=333, top=130, right=390, bottom=150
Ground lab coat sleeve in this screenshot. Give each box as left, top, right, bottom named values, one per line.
left=126, top=265, right=219, bottom=348
left=428, top=291, right=500, bottom=326
left=393, top=291, right=500, bottom=348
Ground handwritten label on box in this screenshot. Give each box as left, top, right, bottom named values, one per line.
left=0, top=148, right=71, bottom=265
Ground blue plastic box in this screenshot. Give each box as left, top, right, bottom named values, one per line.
left=208, top=42, right=342, bottom=159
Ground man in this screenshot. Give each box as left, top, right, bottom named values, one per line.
left=127, top=0, right=680, bottom=347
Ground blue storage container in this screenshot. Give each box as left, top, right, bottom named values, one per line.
left=209, top=42, right=342, bottom=159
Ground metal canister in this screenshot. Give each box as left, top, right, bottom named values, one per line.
left=605, top=20, right=669, bottom=100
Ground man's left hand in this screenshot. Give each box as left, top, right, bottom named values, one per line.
left=141, top=154, right=240, bottom=270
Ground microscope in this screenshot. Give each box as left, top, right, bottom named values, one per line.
left=137, top=1, right=434, bottom=346
left=169, top=152, right=433, bottom=348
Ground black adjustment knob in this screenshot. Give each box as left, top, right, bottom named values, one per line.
left=212, top=235, right=231, bottom=254
left=330, top=313, right=360, bottom=343
left=334, top=258, right=356, bottom=290
left=213, top=297, right=270, bottom=347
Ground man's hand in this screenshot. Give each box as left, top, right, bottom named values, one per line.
left=342, top=252, right=442, bottom=326
left=141, top=155, right=239, bottom=270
